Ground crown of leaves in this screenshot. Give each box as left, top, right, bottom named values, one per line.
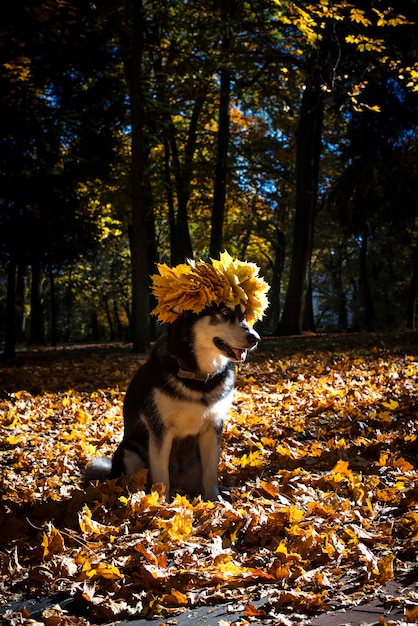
left=151, top=251, right=270, bottom=325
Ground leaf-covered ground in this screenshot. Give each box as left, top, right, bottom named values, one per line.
left=1, top=333, right=418, bottom=625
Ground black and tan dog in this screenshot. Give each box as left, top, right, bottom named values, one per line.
left=85, top=304, right=259, bottom=500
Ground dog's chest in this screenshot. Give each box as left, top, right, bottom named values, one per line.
left=153, top=386, right=233, bottom=437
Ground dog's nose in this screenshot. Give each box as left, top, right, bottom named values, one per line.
left=247, top=331, right=260, bottom=346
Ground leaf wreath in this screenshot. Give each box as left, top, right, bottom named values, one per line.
left=151, top=251, right=270, bottom=324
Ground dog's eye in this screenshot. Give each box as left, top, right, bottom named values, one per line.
left=220, top=308, right=231, bottom=317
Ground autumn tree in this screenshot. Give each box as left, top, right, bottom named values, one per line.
left=209, top=0, right=235, bottom=258
left=2, top=0, right=418, bottom=350
left=326, top=80, right=418, bottom=329
left=278, top=1, right=417, bottom=335
left=147, top=0, right=209, bottom=264
left=0, top=1, right=127, bottom=356
left=125, top=0, right=155, bottom=352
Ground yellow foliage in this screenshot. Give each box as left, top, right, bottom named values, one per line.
left=1, top=337, right=418, bottom=621
left=158, top=508, right=194, bottom=541
left=151, top=251, right=269, bottom=324
left=82, top=561, right=124, bottom=581
left=79, top=505, right=120, bottom=537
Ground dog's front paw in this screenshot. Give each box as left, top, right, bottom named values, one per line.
left=84, top=457, right=112, bottom=484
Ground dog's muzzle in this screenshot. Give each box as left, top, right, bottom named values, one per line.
left=214, top=331, right=259, bottom=362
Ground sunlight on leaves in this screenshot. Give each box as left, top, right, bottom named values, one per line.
left=1, top=337, right=418, bottom=622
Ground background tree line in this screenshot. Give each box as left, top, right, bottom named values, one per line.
left=1, top=0, right=417, bottom=357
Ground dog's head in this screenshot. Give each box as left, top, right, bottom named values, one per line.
left=193, top=303, right=260, bottom=364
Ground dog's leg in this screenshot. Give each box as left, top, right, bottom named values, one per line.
left=198, top=425, right=221, bottom=501
left=148, top=432, right=173, bottom=497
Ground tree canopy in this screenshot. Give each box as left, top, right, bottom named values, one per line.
left=1, top=0, right=417, bottom=354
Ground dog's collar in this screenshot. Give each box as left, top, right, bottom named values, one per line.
left=177, top=366, right=215, bottom=383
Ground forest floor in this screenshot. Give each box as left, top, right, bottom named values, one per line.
left=1, top=331, right=418, bottom=625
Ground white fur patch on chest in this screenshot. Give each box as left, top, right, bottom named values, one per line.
left=153, top=387, right=234, bottom=438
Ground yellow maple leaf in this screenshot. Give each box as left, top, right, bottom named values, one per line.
left=78, top=505, right=120, bottom=537
left=160, top=588, right=188, bottom=607
left=213, top=555, right=245, bottom=578
left=82, top=561, right=123, bottom=581
left=158, top=509, right=194, bottom=541
left=288, top=505, right=305, bottom=524
left=5, top=434, right=24, bottom=445
left=95, top=563, right=124, bottom=580
left=381, top=399, right=399, bottom=410
left=331, top=459, right=352, bottom=480
left=239, top=450, right=264, bottom=468
left=41, top=525, right=65, bottom=560
left=377, top=554, right=394, bottom=583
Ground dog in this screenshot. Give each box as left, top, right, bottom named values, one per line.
left=85, top=303, right=260, bottom=500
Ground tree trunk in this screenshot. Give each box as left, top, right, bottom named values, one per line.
left=16, top=262, right=27, bottom=342
left=103, top=297, right=114, bottom=340
left=114, top=299, right=123, bottom=340
left=90, top=310, right=100, bottom=342
left=209, top=0, right=234, bottom=259
left=164, top=96, right=205, bottom=264
left=64, top=268, right=72, bottom=343
left=270, top=227, right=286, bottom=334
left=209, top=68, right=230, bottom=259
left=164, top=136, right=178, bottom=264
left=130, top=0, right=151, bottom=353
left=335, top=257, right=348, bottom=330
left=279, top=80, right=323, bottom=335
left=359, top=228, right=375, bottom=331
left=166, top=126, right=194, bottom=263
left=48, top=266, right=57, bottom=346
left=3, top=259, right=17, bottom=358
left=29, top=257, right=45, bottom=345
left=170, top=102, right=204, bottom=263
left=151, top=6, right=198, bottom=265
left=303, top=279, right=316, bottom=332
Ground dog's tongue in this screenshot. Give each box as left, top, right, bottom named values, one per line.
left=233, top=347, right=248, bottom=362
